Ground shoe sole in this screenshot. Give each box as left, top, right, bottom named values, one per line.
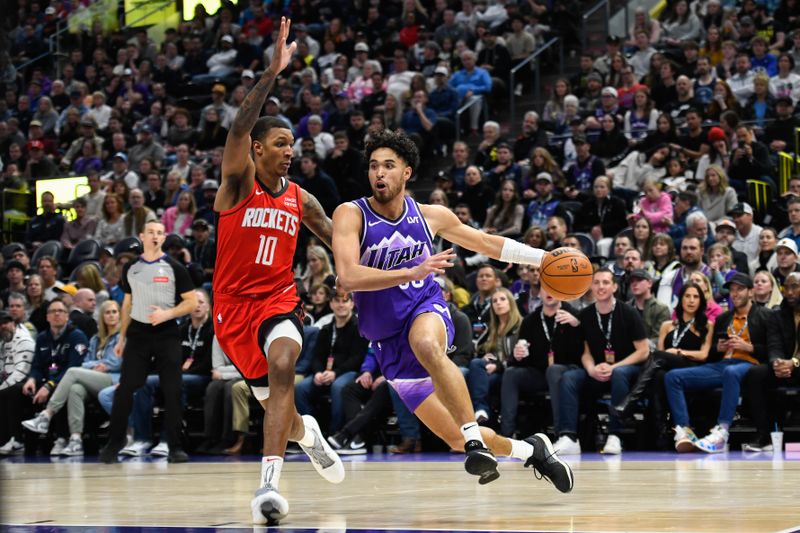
left=251, top=493, right=288, bottom=526
left=62, top=451, right=84, bottom=456
left=531, top=433, right=574, bottom=493
left=337, top=448, right=367, bottom=455
left=675, top=439, right=695, bottom=453
left=464, top=448, right=500, bottom=484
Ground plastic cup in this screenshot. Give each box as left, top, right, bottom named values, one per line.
left=771, top=431, right=784, bottom=452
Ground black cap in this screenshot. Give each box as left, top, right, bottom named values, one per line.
left=5, top=260, right=25, bottom=273
left=573, top=133, right=588, bottom=145
left=0, top=310, right=13, bottom=323
left=629, top=268, right=652, bottom=281
left=163, top=234, right=185, bottom=250
left=723, top=272, right=753, bottom=289
left=606, top=35, right=622, bottom=44
left=191, top=218, right=210, bottom=230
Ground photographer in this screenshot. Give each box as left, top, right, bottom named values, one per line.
left=727, top=125, right=773, bottom=195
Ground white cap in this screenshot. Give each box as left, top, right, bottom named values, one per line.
left=221, top=35, right=234, bottom=44
left=434, top=66, right=449, bottom=76
left=241, top=69, right=255, bottom=78
left=601, top=86, right=618, bottom=98
left=777, top=238, right=799, bottom=256
left=354, top=42, right=369, bottom=52
left=112, top=65, right=125, bottom=76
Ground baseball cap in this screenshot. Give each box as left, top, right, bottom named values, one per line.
left=601, top=86, right=618, bottom=98
left=266, top=96, right=280, bottom=106
left=69, top=89, right=82, bottom=99
left=221, top=35, right=234, bottom=44
left=496, top=142, right=512, bottom=151
left=112, top=65, right=125, bottom=77
left=308, top=114, right=323, bottom=124
left=573, top=133, right=588, bottom=145
left=587, top=72, right=603, bottom=83
left=354, top=42, right=369, bottom=52
left=138, top=123, right=153, bottom=133
left=433, top=276, right=448, bottom=291
left=113, top=152, right=128, bottom=162
left=80, top=117, right=96, bottom=127
left=740, top=15, right=754, bottom=26
left=54, top=283, right=78, bottom=296
left=212, top=83, right=227, bottom=94
left=163, top=234, right=185, bottom=250
left=434, top=66, right=449, bottom=76
left=536, top=172, right=553, bottom=183
left=777, top=238, right=799, bottom=256
left=241, top=69, right=255, bottom=79
left=606, top=35, right=622, bottom=44
left=728, top=202, right=753, bottom=216
left=123, top=68, right=133, bottom=76
left=29, top=119, right=43, bottom=127
left=5, top=260, right=25, bottom=272
left=715, top=219, right=736, bottom=232
left=629, top=268, right=652, bottom=282
left=723, top=272, right=753, bottom=289
left=707, top=127, right=726, bottom=143
left=44, top=6, right=56, bottom=15
left=27, top=139, right=45, bottom=151
left=294, top=23, right=308, bottom=32
left=0, top=310, right=13, bottom=323
left=191, top=218, right=210, bottom=230
left=202, top=179, right=219, bottom=191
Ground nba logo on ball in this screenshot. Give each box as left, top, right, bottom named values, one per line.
left=539, top=247, right=592, bottom=301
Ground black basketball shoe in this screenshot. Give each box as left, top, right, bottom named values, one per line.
left=464, top=439, right=499, bottom=484
left=524, top=433, right=574, bottom=493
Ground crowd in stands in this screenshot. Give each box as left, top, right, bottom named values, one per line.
left=2, top=0, right=800, bottom=458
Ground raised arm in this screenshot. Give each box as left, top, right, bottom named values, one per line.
left=332, top=203, right=455, bottom=292
left=217, top=17, right=296, bottom=211
left=420, top=203, right=546, bottom=266
left=301, top=187, right=333, bottom=249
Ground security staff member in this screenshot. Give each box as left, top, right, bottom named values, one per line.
left=99, top=220, right=197, bottom=463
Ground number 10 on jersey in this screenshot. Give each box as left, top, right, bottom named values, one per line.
left=255, top=235, right=278, bottom=265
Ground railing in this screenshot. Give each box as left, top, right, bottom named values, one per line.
left=508, top=36, right=562, bottom=131
left=581, top=0, right=610, bottom=51
left=454, top=95, right=486, bottom=141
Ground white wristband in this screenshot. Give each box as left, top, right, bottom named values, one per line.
left=500, top=238, right=544, bottom=267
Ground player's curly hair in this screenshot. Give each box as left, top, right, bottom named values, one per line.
left=364, top=129, right=419, bottom=172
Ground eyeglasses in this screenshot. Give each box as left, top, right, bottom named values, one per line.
left=47, top=309, right=67, bottom=315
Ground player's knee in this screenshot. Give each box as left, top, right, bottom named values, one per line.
left=268, top=357, right=295, bottom=386
left=413, top=338, right=447, bottom=367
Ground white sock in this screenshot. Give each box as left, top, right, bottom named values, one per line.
left=261, top=456, right=283, bottom=489
left=460, top=422, right=485, bottom=446
left=297, top=425, right=315, bottom=447
left=509, top=439, right=534, bottom=461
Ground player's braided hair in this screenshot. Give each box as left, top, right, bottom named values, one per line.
left=364, top=129, right=419, bottom=172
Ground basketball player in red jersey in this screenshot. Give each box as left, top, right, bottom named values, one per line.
left=213, top=17, right=344, bottom=526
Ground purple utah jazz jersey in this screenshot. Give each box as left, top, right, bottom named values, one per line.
left=352, top=196, right=442, bottom=341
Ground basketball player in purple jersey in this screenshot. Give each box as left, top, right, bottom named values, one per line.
left=332, top=130, right=573, bottom=492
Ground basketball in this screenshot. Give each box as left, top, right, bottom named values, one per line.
left=539, top=247, right=593, bottom=301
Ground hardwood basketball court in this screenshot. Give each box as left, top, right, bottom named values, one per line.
left=2, top=452, right=799, bottom=532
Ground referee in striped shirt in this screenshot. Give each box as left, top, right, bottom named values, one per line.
left=100, top=220, right=197, bottom=463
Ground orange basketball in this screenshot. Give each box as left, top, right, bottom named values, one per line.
left=539, top=247, right=593, bottom=301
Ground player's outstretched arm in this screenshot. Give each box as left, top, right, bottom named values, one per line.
left=218, top=17, right=296, bottom=210
left=332, top=203, right=455, bottom=292
left=300, top=188, right=333, bottom=249
left=420, top=204, right=546, bottom=266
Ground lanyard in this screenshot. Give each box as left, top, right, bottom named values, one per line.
left=596, top=200, right=609, bottom=222
left=540, top=311, right=555, bottom=347
left=187, top=321, right=205, bottom=357
left=671, top=318, right=695, bottom=348
left=596, top=302, right=615, bottom=350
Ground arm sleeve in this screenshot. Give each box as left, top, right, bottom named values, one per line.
left=0, top=335, right=34, bottom=390
left=82, top=336, right=99, bottom=367
left=169, top=258, right=196, bottom=296
left=120, top=261, right=133, bottom=294
left=626, top=304, right=648, bottom=341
